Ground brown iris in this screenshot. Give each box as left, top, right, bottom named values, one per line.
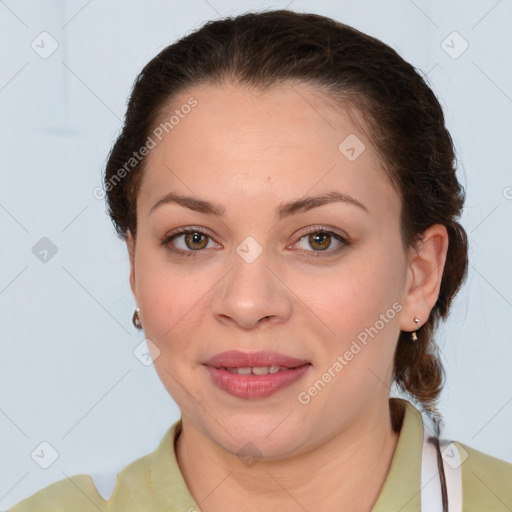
left=308, top=232, right=331, bottom=250
left=185, top=232, right=209, bottom=250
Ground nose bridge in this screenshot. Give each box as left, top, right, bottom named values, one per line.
left=212, top=235, right=292, bottom=328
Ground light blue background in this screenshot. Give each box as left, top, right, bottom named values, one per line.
left=1, top=0, right=511, bottom=508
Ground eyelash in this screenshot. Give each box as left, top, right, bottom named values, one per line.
left=160, top=225, right=351, bottom=259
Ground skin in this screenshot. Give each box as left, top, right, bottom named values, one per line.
left=126, top=81, right=448, bottom=512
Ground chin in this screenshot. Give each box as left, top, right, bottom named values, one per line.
left=209, top=418, right=307, bottom=460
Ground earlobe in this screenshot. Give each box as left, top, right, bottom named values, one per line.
left=400, top=224, right=449, bottom=332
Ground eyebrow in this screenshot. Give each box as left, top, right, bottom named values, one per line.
left=149, top=190, right=369, bottom=220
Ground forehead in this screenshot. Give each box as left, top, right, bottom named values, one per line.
left=138, top=81, right=399, bottom=219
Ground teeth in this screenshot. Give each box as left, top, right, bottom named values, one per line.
left=222, top=365, right=290, bottom=375
left=252, top=366, right=270, bottom=375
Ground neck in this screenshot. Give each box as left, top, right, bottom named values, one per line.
left=176, top=398, right=404, bottom=512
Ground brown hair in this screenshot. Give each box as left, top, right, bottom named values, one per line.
left=104, top=9, right=468, bottom=416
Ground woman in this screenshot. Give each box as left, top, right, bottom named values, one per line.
left=9, top=9, right=511, bottom=512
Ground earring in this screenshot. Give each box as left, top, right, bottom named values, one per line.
left=411, top=317, right=421, bottom=342
left=132, top=307, right=142, bottom=330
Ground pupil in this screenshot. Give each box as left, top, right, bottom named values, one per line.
left=310, top=232, right=330, bottom=250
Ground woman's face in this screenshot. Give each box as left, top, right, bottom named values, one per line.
left=128, top=82, right=415, bottom=457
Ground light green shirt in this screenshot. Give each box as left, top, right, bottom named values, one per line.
left=8, top=398, right=512, bottom=511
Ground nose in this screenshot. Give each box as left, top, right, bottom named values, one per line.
left=211, top=249, right=293, bottom=330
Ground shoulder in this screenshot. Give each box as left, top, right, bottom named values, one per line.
left=6, top=473, right=107, bottom=512
left=453, top=441, right=512, bottom=510
left=7, top=440, right=165, bottom=511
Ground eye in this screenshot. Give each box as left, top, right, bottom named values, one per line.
left=160, top=225, right=350, bottom=259
left=291, top=227, right=350, bottom=257
left=161, top=227, right=220, bottom=257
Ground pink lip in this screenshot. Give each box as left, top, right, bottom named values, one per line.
left=203, top=350, right=310, bottom=369
left=203, top=350, right=312, bottom=399
left=205, top=365, right=311, bottom=399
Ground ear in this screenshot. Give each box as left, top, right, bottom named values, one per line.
left=126, top=229, right=137, bottom=300
left=400, top=224, right=449, bottom=332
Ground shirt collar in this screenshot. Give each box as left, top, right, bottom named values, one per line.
left=371, top=397, right=425, bottom=512
left=152, top=397, right=425, bottom=511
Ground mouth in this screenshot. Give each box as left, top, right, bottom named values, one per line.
left=202, top=351, right=312, bottom=399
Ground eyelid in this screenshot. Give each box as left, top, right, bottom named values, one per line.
left=292, top=224, right=349, bottom=242
left=162, top=225, right=217, bottom=241
left=289, top=225, right=350, bottom=256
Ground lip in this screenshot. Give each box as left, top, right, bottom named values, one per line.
left=203, top=350, right=312, bottom=400
left=203, top=350, right=310, bottom=369
left=205, top=364, right=312, bottom=399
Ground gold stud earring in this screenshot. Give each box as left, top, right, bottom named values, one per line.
left=411, top=317, right=421, bottom=342
left=132, top=307, right=142, bottom=330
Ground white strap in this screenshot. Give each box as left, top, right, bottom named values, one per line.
left=440, top=442, right=463, bottom=512
left=420, top=414, right=463, bottom=512
left=421, top=418, right=443, bottom=511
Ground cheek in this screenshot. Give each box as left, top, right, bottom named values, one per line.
left=134, top=255, right=207, bottom=404
left=133, top=250, right=215, bottom=354
left=290, top=245, right=405, bottom=381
